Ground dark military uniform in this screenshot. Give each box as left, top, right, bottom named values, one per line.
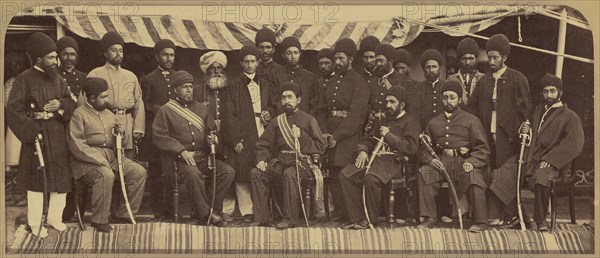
left=339, top=112, right=421, bottom=224
left=139, top=67, right=178, bottom=218
left=418, top=79, right=445, bottom=129
left=418, top=108, right=490, bottom=225
left=58, top=65, right=87, bottom=99
left=270, top=65, right=319, bottom=115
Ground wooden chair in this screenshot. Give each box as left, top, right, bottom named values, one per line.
left=386, top=156, right=419, bottom=227
left=549, top=159, right=581, bottom=233
left=160, top=155, right=186, bottom=223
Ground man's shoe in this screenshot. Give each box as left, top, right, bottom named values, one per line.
left=441, top=216, right=453, bottom=223
left=222, top=213, right=234, bottom=222
left=469, top=223, right=489, bottom=233
left=502, top=216, right=531, bottom=230
left=209, top=213, right=227, bottom=227
left=91, top=222, right=113, bottom=233
left=276, top=220, right=296, bottom=229
left=537, top=221, right=549, bottom=232
left=31, top=226, right=48, bottom=238
left=249, top=221, right=269, bottom=227
left=242, top=214, right=254, bottom=223
left=489, top=218, right=503, bottom=226
left=417, top=217, right=437, bottom=229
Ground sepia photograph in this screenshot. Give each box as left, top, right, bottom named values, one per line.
left=1, top=0, right=597, bottom=256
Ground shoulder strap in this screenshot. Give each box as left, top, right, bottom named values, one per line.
left=165, top=100, right=205, bottom=135
left=276, top=113, right=296, bottom=151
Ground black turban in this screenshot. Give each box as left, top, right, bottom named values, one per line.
left=385, top=86, right=407, bottom=103
left=99, top=31, right=124, bottom=52
left=280, top=81, right=302, bottom=98
left=255, top=28, right=277, bottom=47
left=359, top=36, right=380, bottom=55
left=83, top=77, right=109, bottom=98
left=317, top=48, right=334, bottom=61
left=171, top=71, right=195, bottom=87
left=419, top=48, right=442, bottom=68
left=280, top=36, right=301, bottom=52
left=540, top=73, right=563, bottom=91
left=441, top=80, right=463, bottom=97
left=239, top=45, right=260, bottom=61
left=486, top=34, right=510, bottom=56
left=395, top=48, right=413, bottom=65
left=26, top=32, right=56, bottom=60
left=334, top=38, right=357, bottom=57
left=56, top=36, right=78, bottom=53
left=457, top=37, right=478, bottom=58
left=375, top=43, right=396, bottom=61
left=154, top=39, right=176, bottom=55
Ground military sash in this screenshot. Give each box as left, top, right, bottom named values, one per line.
left=165, top=100, right=205, bottom=135
left=276, top=113, right=324, bottom=200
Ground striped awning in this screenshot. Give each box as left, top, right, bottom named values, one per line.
left=17, top=6, right=515, bottom=51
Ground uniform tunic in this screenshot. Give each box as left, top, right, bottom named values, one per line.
left=139, top=67, right=177, bottom=161
left=367, top=70, right=406, bottom=115
left=339, top=112, right=421, bottom=223
left=251, top=110, right=326, bottom=224
left=466, top=67, right=531, bottom=168
left=256, top=60, right=282, bottom=84
left=58, top=65, right=87, bottom=99
left=7, top=67, right=76, bottom=192
left=318, top=69, right=370, bottom=167
left=418, top=79, right=445, bottom=129
left=152, top=100, right=235, bottom=218
left=224, top=74, right=275, bottom=181
left=67, top=103, right=147, bottom=224
left=315, top=73, right=336, bottom=129
left=418, top=108, right=490, bottom=223
left=87, top=64, right=145, bottom=150
left=270, top=65, right=319, bottom=115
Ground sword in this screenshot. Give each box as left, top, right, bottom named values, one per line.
left=516, top=120, right=532, bottom=231
left=362, top=136, right=384, bottom=229
left=33, top=133, right=48, bottom=236
left=419, top=133, right=463, bottom=230
left=114, top=128, right=136, bottom=224
left=73, top=181, right=86, bottom=230
left=206, top=131, right=218, bottom=226
left=292, top=125, right=310, bottom=228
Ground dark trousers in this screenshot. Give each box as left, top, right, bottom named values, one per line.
left=250, top=164, right=310, bottom=225
left=487, top=192, right=527, bottom=221
left=533, top=184, right=550, bottom=224
left=339, top=173, right=383, bottom=224
left=419, top=178, right=488, bottom=224
left=177, top=158, right=235, bottom=219
left=327, top=166, right=347, bottom=219
left=147, top=161, right=175, bottom=218
left=62, top=181, right=88, bottom=221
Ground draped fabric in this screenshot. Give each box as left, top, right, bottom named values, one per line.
left=9, top=223, right=594, bottom=254
left=18, top=6, right=514, bottom=50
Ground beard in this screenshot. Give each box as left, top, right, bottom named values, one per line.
left=94, top=102, right=108, bottom=111
left=444, top=103, right=458, bottom=113
left=160, top=61, right=174, bottom=71
left=108, top=56, right=123, bottom=66
left=375, top=64, right=391, bottom=77
left=62, top=58, right=76, bottom=69
left=461, top=64, right=476, bottom=74
left=334, top=63, right=349, bottom=74
left=260, top=53, right=272, bottom=62
left=544, top=96, right=560, bottom=106
left=42, top=64, right=58, bottom=80
left=364, top=62, right=376, bottom=72
left=386, top=107, right=400, bottom=118
left=320, top=68, right=333, bottom=77
left=425, top=71, right=439, bottom=83
left=284, top=103, right=297, bottom=115
left=206, top=72, right=227, bottom=90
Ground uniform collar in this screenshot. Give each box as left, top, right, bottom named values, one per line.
left=444, top=108, right=462, bottom=119
left=158, top=66, right=172, bottom=75
left=381, top=68, right=395, bottom=79
left=59, top=65, right=75, bottom=74
left=427, top=78, right=440, bottom=86
left=492, top=65, right=508, bottom=79
left=244, top=72, right=256, bottom=81
left=364, top=67, right=376, bottom=77
left=544, top=101, right=563, bottom=110
left=33, top=65, right=45, bottom=73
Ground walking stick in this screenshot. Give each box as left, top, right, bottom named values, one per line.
left=114, top=129, right=136, bottom=224
left=362, top=136, right=384, bottom=229
left=206, top=131, right=218, bottom=226
left=33, top=133, right=48, bottom=236
left=419, top=134, right=463, bottom=230
left=516, top=120, right=532, bottom=231
left=292, top=125, right=310, bottom=228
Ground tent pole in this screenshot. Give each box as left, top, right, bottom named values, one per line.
left=555, top=8, right=568, bottom=77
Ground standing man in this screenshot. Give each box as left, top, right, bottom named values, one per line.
left=447, top=38, right=484, bottom=105
left=139, top=39, right=178, bottom=220
left=153, top=71, right=235, bottom=226
left=394, top=48, right=421, bottom=121
left=364, top=43, right=406, bottom=133
left=357, top=36, right=380, bottom=92
left=270, top=36, right=319, bottom=114
left=418, top=48, right=445, bottom=129
left=315, top=48, right=336, bottom=128
left=7, top=32, right=77, bottom=237
left=250, top=82, right=326, bottom=228
left=56, top=36, right=87, bottom=102
left=318, top=38, right=370, bottom=222
left=87, top=31, right=145, bottom=159
left=222, top=45, right=276, bottom=223
left=339, top=87, right=420, bottom=229
left=467, top=34, right=532, bottom=227
left=255, top=28, right=282, bottom=82
left=56, top=36, right=90, bottom=222
left=68, top=77, right=147, bottom=232
left=521, top=74, right=584, bottom=231
left=417, top=81, right=490, bottom=232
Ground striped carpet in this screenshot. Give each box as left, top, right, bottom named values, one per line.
left=8, top=223, right=594, bottom=254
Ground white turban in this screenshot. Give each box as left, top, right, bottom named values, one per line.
left=199, top=51, right=227, bottom=74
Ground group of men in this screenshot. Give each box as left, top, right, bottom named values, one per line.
left=6, top=27, right=584, bottom=236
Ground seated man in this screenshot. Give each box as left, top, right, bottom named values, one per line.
left=417, top=80, right=491, bottom=232
left=339, top=86, right=421, bottom=229
left=152, top=71, right=235, bottom=226
left=250, top=82, right=326, bottom=229
left=68, top=77, right=147, bottom=232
